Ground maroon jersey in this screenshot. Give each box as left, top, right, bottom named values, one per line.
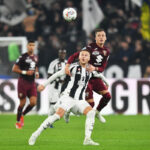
left=67, top=43, right=110, bottom=72
left=16, top=53, right=38, bottom=81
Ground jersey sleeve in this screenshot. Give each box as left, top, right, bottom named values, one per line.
left=43, top=69, right=65, bottom=87
left=67, top=51, right=80, bottom=64
left=47, top=61, right=55, bottom=74
left=15, top=55, right=22, bottom=66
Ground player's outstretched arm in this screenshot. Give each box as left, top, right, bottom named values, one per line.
left=42, top=69, right=65, bottom=88
left=93, top=72, right=109, bottom=87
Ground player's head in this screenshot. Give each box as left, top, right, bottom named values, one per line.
left=58, top=49, right=66, bottom=61
left=95, top=29, right=107, bottom=46
left=27, top=40, right=35, bottom=54
left=79, top=49, right=90, bottom=65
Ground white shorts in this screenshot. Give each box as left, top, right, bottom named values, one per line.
left=55, top=94, right=90, bottom=115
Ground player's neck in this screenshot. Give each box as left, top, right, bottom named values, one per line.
left=79, top=62, right=86, bottom=68
left=96, top=42, right=104, bottom=48
left=27, top=51, right=34, bottom=56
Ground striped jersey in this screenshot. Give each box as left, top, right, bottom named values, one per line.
left=61, top=63, right=91, bottom=100
left=47, top=58, right=67, bottom=90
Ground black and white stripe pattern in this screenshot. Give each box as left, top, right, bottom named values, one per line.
left=48, top=59, right=67, bottom=90
left=61, top=64, right=91, bottom=100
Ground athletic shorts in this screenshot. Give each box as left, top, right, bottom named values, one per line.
left=54, top=94, right=90, bottom=115
left=17, top=77, right=37, bottom=99
left=85, top=77, right=107, bottom=100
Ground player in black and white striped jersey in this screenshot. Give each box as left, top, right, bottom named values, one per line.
left=47, top=49, right=67, bottom=119
left=29, top=49, right=109, bottom=146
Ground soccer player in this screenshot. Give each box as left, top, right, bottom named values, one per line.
left=47, top=49, right=67, bottom=119
left=65, top=29, right=111, bottom=123
left=28, top=49, right=108, bottom=146
left=12, top=40, right=39, bottom=129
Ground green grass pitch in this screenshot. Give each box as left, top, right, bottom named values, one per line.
left=0, top=115, right=150, bottom=150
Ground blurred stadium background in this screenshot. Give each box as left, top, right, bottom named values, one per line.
left=0, top=0, right=150, bottom=149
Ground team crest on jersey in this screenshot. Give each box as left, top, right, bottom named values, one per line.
left=77, top=68, right=81, bottom=74
left=34, top=57, right=38, bottom=62
left=85, top=92, right=89, bottom=98
left=92, top=51, right=99, bottom=55
left=103, top=50, right=107, bottom=56
left=19, top=93, right=23, bottom=98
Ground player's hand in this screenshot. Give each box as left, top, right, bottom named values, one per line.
left=86, top=64, right=96, bottom=72
left=65, top=64, right=71, bottom=76
left=35, top=72, right=39, bottom=79
left=26, top=70, right=34, bottom=76
left=37, top=85, right=45, bottom=92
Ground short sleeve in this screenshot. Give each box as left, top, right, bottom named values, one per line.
left=15, top=55, right=22, bottom=66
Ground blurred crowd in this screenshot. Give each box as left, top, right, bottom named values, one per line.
left=0, top=0, right=150, bottom=78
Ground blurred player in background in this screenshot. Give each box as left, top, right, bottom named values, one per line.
left=47, top=49, right=67, bottom=127
left=29, top=49, right=108, bottom=146
left=65, top=29, right=111, bottom=123
left=12, top=40, right=39, bottom=129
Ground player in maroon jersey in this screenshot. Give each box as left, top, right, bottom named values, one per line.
left=12, top=40, right=39, bottom=129
left=65, top=29, right=111, bottom=123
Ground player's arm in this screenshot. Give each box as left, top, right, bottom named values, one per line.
left=12, top=64, right=34, bottom=76
left=65, top=51, right=80, bottom=76
left=93, top=72, right=109, bottom=87
left=37, top=69, right=65, bottom=92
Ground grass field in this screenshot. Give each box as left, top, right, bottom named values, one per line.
left=0, top=115, right=150, bottom=150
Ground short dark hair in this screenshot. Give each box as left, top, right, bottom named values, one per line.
left=95, top=28, right=105, bottom=34
left=28, top=39, right=35, bottom=43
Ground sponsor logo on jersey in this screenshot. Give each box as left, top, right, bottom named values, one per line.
left=25, top=57, right=33, bottom=63
left=92, top=51, right=99, bottom=55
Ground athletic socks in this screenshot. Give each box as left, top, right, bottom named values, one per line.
left=23, top=105, right=34, bottom=116
left=17, top=106, right=23, bottom=122
left=85, top=110, right=96, bottom=139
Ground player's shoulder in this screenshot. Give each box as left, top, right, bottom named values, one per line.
left=18, top=52, right=27, bottom=59
left=50, top=58, right=59, bottom=65
left=86, top=42, right=95, bottom=49
left=69, top=62, right=79, bottom=70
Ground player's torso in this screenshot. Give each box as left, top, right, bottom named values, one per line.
left=19, top=53, right=37, bottom=71
left=62, top=64, right=91, bottom=100
left=88, top=43, right=109, bottom=67
left=18, top=53, right=38, bottom=81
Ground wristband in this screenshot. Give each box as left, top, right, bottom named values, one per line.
left=22, top=70, right=27, bottom=75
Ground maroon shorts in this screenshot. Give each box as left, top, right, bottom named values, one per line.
left=85, top=77, right=107, bottom=100
left=17, top=77, right=37, bottom=99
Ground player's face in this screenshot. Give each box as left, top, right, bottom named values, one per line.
left=59, top=51, right=66, bottom=60
left=79, top=51, right=90, bottom=65
left=27, top=42, right=35, bottom=54
left=95, top=31, right=106, bottom=45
